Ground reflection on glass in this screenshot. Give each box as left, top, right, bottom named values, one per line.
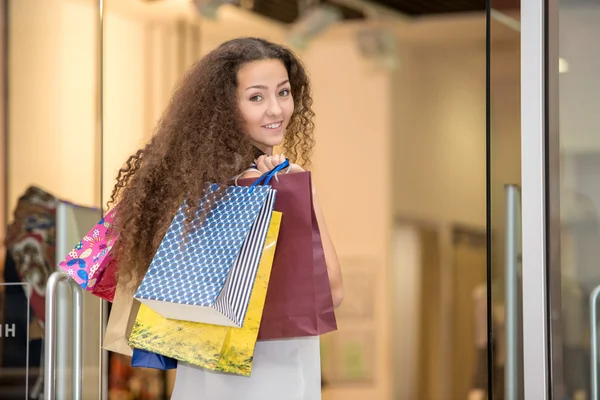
left=488, top=2, right=522, bottom=399
left=391, top=220, right=443, bottom=400
left=0, top=282, right=33, bottom=399
left=554, top=3, right=600, bottom=400
left=1, top=0, right=101, bottom=398
left=549, top=1, right=600, bottom=400
left=452, top=226, right=487, bottom=400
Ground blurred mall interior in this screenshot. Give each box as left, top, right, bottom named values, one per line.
left=0, top=0, right=599, bottom=399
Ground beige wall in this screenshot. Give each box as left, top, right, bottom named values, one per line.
left=102, top=8, right=152, bottom=205
left=8, top=0, right=99, bottom=211
left=392, top=43, right=488, bottom=227
left=306, top=34, right=392, bottom=400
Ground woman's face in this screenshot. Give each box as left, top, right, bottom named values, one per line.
left=237, top=59, right=294, bottom=155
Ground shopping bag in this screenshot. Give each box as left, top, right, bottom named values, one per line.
left=57, top=207, right=119, bottom=291
left=128, top=211, right=282, bottom=377
left=131, top=348, right=177, bottom=370
left=90, top=256, right=118, bottom=302
left=238, top=171, right=338, bottom=340
left=134, top=184, right=276, bottom=327
left=103, top=282, right=140, bottom=356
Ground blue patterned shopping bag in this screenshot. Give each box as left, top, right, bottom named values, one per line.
left=134, top=182, right=277, bottom=327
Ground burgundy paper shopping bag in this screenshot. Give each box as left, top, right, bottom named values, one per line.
left=238, top=171, right=337, bottom=339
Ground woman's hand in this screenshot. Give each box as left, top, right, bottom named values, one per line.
left=255, top=154, right=286, bottom=173
left=255, top=155, right=305, bottom=174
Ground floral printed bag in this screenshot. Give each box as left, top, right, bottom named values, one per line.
left=58, top=207, right=119, bottom=292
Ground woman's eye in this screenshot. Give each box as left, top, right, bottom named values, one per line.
left=250, top=94, right=263, bottom=102
left=279, top=89, right=290, bottom=97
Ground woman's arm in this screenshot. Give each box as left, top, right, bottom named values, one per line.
left=312, top=186, right=344, bottom=309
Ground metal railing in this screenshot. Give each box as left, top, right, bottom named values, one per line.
left=44, top=271, right=83, bottom=400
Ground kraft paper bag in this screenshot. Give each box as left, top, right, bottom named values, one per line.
left=103, top=282, right=140, bottom=357
left=29, top=317, right=43, bottom=340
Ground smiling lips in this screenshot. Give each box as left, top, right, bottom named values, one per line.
left=262, top=121, right=282, bottom=130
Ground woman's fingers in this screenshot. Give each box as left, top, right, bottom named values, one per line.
left=263, top=156, right=276, bottom=171
left=255, top=154, right=287, bottom=173
left=254, top=156, right=267, bottom=173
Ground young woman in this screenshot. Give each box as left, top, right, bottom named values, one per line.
left=109, top=37, right=343, bottom=399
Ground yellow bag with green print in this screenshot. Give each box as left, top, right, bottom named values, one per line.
left=128, top=211, right=281, bottom=376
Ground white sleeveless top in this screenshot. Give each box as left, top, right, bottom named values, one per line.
left=170, top=336, right=321, bottom=400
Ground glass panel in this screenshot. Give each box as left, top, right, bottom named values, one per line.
left=97, top=3, right=496, bottom=400
left=0, top=283, right=34, bottom=399
left=551, top=1, right=600, bottom=399
left=102, top=1, right=197, bottom=397
left=451, top=226, right=487, bottom=399
left=389, top=9, right=489, bottom=400
left=488, top=1, right=522, bottom=399
left=389, top=220, right=444, bottom=399
left=1, top=0, right=102, bottom=398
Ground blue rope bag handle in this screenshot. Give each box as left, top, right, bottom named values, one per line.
left=249, top=159, right=290, bottom=192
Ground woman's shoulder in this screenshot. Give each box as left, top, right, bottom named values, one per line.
left=235, top=164, right=261, bottom=181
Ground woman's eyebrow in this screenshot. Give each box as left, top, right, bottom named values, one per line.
left=246, top=80, right=289, bottom=91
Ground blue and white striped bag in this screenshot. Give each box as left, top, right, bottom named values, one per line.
left=134, top=162, right=288, bottom=327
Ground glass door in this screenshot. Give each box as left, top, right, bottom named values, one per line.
left=522, top=0, right=600, bottom=399
left=487, top=0, right=523, bottom=399
left=1, top=0, right=104, bottom=399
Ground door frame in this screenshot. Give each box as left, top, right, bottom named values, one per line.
left=520, top=0, right=561, bottom=398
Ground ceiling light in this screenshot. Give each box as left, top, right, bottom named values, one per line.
left=559, top=57, right=569, bottom=74
left=287, top=5, right=342, bottom=49
left=356, top=27, right=399, bottom=70
left=194, top=0, right=238, bottom=19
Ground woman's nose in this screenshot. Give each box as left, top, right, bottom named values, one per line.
left=266, top=99, right=283, bottom=117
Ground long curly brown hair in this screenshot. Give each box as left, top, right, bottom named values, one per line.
left=108, top=37, right=315, bottom=289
